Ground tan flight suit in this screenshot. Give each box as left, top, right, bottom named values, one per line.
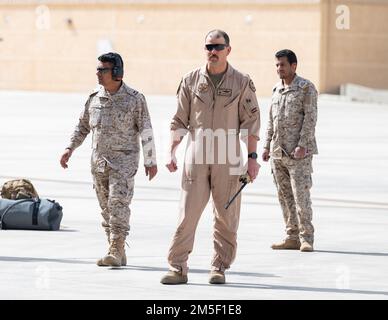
left=265, top=75, right=318, bottom=244
left=68, top=82, right=156, bottom=241
left=168, top=64, right=260, bottom=275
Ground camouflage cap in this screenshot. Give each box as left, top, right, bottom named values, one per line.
left=1, top=179, right=39, bottom=200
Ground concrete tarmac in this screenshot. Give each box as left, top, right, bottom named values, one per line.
left=0, top=91, right=387, bottom=300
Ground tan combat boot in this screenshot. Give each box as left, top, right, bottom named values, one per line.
left=96, top=231, right=127, bottom=267
left=96, top=249, right=127, bottom=266
left=160, top=271, right=188, bottom=285
left=96, top=232, right=127, bottom=267
left=300, top=241, right=314, bottom=252
left=271, top=239, right=301, bottom=250
left=99, top=238, right=126, bottom=267
left=209, top=270, right=225, bottom=284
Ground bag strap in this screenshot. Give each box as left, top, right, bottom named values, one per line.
left=0, top=198, right=39, bottom=230
left=32, top=199, right=41, bottom=225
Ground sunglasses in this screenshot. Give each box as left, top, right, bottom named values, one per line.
left=205, top=44, right=228, bottom=51
left=96, top=67, right=112, bottom=74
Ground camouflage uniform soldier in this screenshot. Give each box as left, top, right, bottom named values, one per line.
left=60, top=52, right=157, bottom=266
left=262, top=49, right=318, bottom=252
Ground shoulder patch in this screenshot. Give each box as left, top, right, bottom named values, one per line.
left=298, top=79, right=309, bottom=89
left=198, top=82, right=209, bottom=93
left=128, top=88, right=139, bottom=97
left=249, top=79, right=256, bottom=92
left=122, top=83, right=140, bottom=97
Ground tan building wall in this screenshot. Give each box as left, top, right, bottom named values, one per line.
left=322, top=0, right=388, bottom=93
left=0, top=0, right=387, bottom=95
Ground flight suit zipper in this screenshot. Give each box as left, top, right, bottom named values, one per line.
left=205, top=72, right=227, bottom=165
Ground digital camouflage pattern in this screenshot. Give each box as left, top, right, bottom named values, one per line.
left=1, top=179, right=39, bottom=200
left=67, top=82, right=156, bottom=240
left=271, top=156, right=314, bottom=244
left=265, top=75, right=318, bottom=245
left=265, top=75, right=318, bottom=159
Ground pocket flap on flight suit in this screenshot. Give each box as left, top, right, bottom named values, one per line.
left=193, top=88, right=212, bottom=106
left=224, top=95, right=239, bottom=109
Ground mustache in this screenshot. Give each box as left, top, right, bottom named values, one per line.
left=209, top=55, right=218, bottom=59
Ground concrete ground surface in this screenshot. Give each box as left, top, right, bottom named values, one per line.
left=0, top=90, right=387, bottom=300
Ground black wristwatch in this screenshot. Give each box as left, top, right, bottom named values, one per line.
left=248, top=152, right=258, bottom=159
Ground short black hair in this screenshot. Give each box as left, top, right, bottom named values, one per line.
left=275, top=49, right=297, bottom=65
left=98, top=52, right=124, bottom=69
left=205, top=29, right=230, bottom=46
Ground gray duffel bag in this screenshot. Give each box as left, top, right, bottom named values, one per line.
left=0, top=198, right=63, bottom=230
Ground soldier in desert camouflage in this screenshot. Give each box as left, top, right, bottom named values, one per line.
left=60, top=52, right=157, bottom=266
left=262, top=49, right=318, bottom=252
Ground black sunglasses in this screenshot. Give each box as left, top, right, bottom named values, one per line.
left=205, top=44, right=228, bottom=51
left=96, top=67, right=112, bottom=74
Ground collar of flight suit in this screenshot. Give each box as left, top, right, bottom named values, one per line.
left=199, top=63, right=235, bottom=85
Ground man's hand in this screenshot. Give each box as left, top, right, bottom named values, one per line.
left=60, top=148, right=73, bottom=169
left=166, top=155, right=178, bottom=172
left=145, top=165, right=158, bottom=181
left=247, top=158, right=260, bottom=182
left=293, top=146, right=307, bottom=159
left=262, top=149, right=270, bottom=162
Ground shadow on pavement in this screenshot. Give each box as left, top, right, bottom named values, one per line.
left=315, top=249, right=388, bottom=257
left=0, top=256, right=92, bottom=264
left=189, top=282, right=388, bottom=296
left=112, top=264, right=277, bottom=278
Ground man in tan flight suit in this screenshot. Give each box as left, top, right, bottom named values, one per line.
left=262, top=49, right=318, bottom=252
left=60, top=52, right=157, bottom=266
left=161, top=30, right=261, bottom=285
